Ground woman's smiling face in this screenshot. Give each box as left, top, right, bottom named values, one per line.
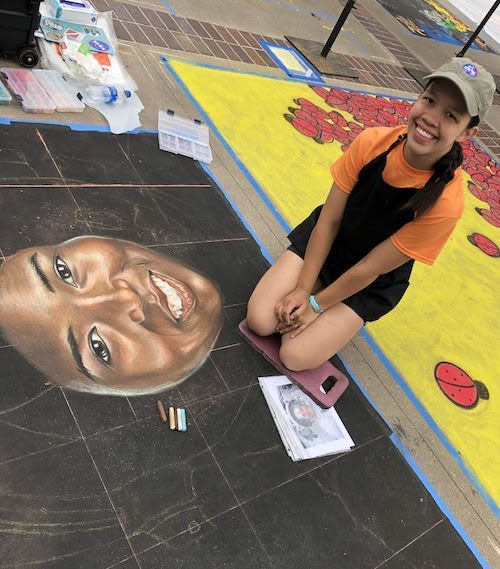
left=405, top=78, right=477, bottom=170
left=0, top=237, right=223, bottom=393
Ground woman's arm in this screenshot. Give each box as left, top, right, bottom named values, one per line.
left=315, top=238, right=411, bottom=310
left=296, top=184, right=349, bottom=293
left=276, top=184, right=349, bottom=324
left=280, top=238, right=411, bottom=336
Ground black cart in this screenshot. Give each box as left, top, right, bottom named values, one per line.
left=0, top=0, right=44, bottom=67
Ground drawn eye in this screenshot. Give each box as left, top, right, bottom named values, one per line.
left=88, top=327, right=111, bottom=365
left=54, top=255, right=76, bottom=286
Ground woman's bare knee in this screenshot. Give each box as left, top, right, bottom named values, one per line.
left=246, top=307, right=275, bottom=337
left=279, top=303, right=362, bottom=370
left=246, top=251, right=304, bottom=335
left=279, top=342, right=311, bottom=371
left=247, top=315, right=274, bottom=337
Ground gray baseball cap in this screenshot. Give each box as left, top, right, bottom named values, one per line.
left=424, top=57, right=496, bottom=121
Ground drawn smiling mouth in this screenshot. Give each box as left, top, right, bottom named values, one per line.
left=149, top=271, right=194, bottom=321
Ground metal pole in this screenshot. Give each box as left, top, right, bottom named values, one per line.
left=321, top=0, right=356, bottom=57
left=456, top=0, right=500, bottom=57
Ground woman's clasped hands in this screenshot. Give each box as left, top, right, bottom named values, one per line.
left=274, top=286, right=320, bottom=338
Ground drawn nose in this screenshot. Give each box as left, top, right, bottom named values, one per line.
left=113, top=279, right=145, bottom=323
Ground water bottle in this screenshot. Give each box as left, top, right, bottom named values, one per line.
left=84, top=86, right=132, bottom=104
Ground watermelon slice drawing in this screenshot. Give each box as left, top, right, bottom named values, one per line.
left=467, top=233, right=500, bottom=257
left=435, top=362, right=489, bottom=409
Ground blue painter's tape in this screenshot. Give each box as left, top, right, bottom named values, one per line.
left=160, top=57, right=418, bottom=239
left=335, top=353, right=391, bottom=432
left=336, top=348, right=490, bottom=566
left=390, top=434, right=491, bottom=569
left=162, top=55, right=416, bottom=100
left=360, top=328, right=498, bottom=516
left=162, top=57, right=497, bottom=559
left=325, top=350, right=489, bottom=567
left=0, top=115, right=158, bottom=134
left=161, top=0, right=176, bottom=15
left=330, top=350, right=490, bottom=567
left=338, top=346, right=489, bottom=569
left=160, top=56, right=497, bottom=514
left=260, top=40, right=324, bottom=82
left=0, top=116, right=107, bottom=130
left=162, top=58, right=292, bottom=233
left=468, top=137, right=499, bottom=165
left=200, top=163, right=274, bottom=266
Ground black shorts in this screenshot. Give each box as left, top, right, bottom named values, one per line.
left=287, top=245, right=410, bottom=323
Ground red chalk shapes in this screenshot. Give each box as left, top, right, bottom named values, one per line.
left=467, top=233, right=500, bottom=257
left=462, top=139, right=500, bottom=229
left=467, top=181, right=489, bottom=202
left=284, top=112, right=319, bottom=139
left=475, top=207, right=500, bottom=227
left=285, top=87, right=412, bottom=146
left=434, top=362, right=489, bottom=409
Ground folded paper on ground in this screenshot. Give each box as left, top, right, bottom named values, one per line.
left=258, top=375, right=354, bottom=461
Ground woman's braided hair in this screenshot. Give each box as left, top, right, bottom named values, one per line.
left=404, top=81, right=480, bottom=218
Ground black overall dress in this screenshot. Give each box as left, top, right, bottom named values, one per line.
left=288, top=133, right=420, bottom=323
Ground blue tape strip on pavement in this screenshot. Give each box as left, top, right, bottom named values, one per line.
left=200, top=162, right=274, bottom=266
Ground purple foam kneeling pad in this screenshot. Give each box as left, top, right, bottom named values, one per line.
left=239, top=319, right=349, bottom=408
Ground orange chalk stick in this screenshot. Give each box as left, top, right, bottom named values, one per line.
left=156, top=400, right=167, bottom=423
left=169, top=406, right=176, bottom=430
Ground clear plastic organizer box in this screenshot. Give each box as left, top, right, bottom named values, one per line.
left=0, top=79, right=12, bottom=105
left=32, top=70, right=85, bottom=113
left=158, top=109, right=213, bottom=164
left=0, top=68, right=55, bottom=113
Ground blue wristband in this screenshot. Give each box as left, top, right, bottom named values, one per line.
left=309, top=295, right=324, bottom=314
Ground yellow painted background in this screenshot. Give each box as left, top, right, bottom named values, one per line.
left=170, top=59, right=499, bottom=508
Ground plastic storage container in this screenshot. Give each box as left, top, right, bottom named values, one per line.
left=32, top=69, right=85, bottom=112
left=0, top=68, right=56, bottom=113
left=0, top=0, right=44, bottom=67
left=0, top=78, right=13, bottom=105
left=46, top=0, right=97, bottom=25
left=158, top=109, right=213, bottom=164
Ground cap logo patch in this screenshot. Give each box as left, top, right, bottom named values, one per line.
left=463, top=63, right=479, bottom=78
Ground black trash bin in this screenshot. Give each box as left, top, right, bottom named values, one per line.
left=0, top=0, right=44, bottom=67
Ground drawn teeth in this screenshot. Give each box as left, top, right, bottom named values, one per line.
left=151, top=275, right=183, bottom=319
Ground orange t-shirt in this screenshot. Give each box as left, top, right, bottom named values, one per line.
left=331, top=125, right=464, bottom=265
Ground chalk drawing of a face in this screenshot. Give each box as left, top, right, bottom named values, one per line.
left=0, top=236, right=223, bottom=395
